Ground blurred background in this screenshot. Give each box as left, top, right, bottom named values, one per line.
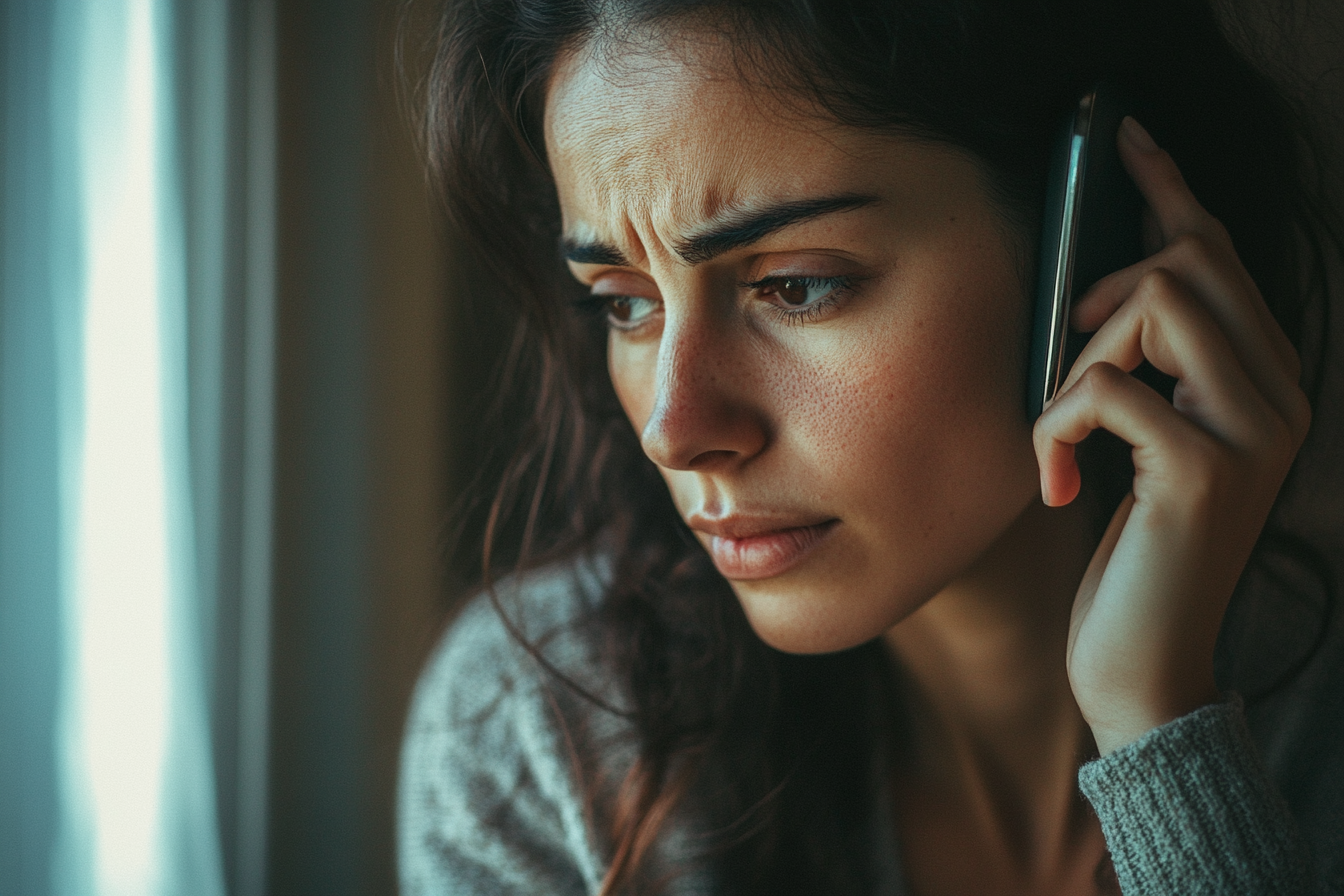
left=1, top=0, right=478, bottom=893
left=0, top=1, right=1340, bottom=895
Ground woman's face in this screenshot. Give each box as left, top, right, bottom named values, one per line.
left=546, top=32, right=1043, bottom=653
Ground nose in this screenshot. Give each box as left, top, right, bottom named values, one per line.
left=639, top=311, right=769, bottom=472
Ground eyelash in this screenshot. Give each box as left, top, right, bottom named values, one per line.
left=570, top=274, right=861, bottom=329
left=570, top=292, right=660, bottom=333
left=741, top=274, right=860, bottom=325
left=571, top=292, right=619, bottom=319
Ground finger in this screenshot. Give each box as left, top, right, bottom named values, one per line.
left=1115, top=117, right=1222, bottom=245
left=1075, top=492, right=1133, bottom=615
left=1058, top=269, right=1284, bottom=448
left=1075, top=118, right=1303, bottom=383
left=1034, top=361, right=1218, bottom=507
left=1073, top=236, right=1302, bottom=388
left=1066, top=492, right=1134, bottom=666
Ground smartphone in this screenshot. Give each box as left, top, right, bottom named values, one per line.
left=1026, top=85, right=1144, bottom=420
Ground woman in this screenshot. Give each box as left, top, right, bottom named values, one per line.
left=398, top=0, right=1340, bottom=893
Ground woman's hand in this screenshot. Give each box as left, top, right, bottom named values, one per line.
left=1033, top=117, right=1312, bottom=756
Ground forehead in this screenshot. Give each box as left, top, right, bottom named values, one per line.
left=545, top=29, right=813, bottom=163
left=543, top=29, right=879, bottom=236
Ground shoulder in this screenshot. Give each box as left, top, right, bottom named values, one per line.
left=397, top=555, right=626, bottom=896
left=412, top=554, right=613, bottom=716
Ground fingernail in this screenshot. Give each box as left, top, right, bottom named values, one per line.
left=1121, top=116, right=1159, bottom=152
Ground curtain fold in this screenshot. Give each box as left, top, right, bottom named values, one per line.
left=0, top=2, right=80, bottom=891
left=0, top=0, right=273, bottom=893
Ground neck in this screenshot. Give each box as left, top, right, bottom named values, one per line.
left=884, top=496, right=1100, bottom=873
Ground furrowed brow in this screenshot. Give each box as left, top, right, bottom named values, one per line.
left=562, top=238, right=629, bottom=266
left=560, top=194, right=876, bottom=269
left=673, top=194, right=878, bottom=265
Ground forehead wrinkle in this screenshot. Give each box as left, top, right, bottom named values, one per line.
left=559, top=119, right=749, bottom=269
left=578, top=177, right=759, bottom=272
left=555, top=90, right=729, bottom=202
left=547, top=26, right=867, bottom=270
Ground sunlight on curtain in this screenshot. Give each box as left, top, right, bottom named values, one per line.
left=50, top=0, right=225, bottom=893
left=64, top=0, right=169, bottom=889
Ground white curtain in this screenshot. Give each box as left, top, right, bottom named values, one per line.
left=0, top=0, right=274, bottom=893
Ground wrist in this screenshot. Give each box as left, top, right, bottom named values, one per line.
left=1086, top=681, right=1223, bottom=756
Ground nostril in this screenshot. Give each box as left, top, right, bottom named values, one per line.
left=637, top=337, right=770, bottom=470
left=686, top=448, right=738, bottom=470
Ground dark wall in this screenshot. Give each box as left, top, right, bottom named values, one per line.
left=269, top=0, right=448, bottom=892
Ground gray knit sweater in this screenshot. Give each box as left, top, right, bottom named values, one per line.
left=398, top=558, right=1341, bottom=894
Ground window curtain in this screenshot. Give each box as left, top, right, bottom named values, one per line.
left=0, top=0, right=274, bottom=893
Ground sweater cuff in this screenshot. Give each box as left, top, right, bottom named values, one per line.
left=1078, top=695, right=1309, bottom=895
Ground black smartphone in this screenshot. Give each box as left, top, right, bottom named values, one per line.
left=1026, top=85, right=1144, bottom=420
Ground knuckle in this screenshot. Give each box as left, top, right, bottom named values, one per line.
left=1204, top=215, right=1233, bottom=247
left=1079, top=360, right=1126, bottom=397
left=1134, top=266, right=1184, bottom=304
left=1031, top=413, right=1053, bottom=445
left=1252, top=412, right=1296, bottom=461
left=1165, top=231, right=1222, bottom=269
left=1132, top=267, right=1197, bottom=323
left=1032, top=423, right=1061, bottom=459
left=1246, top=387, right=1313, bottom=459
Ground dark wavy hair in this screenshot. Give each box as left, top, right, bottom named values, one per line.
left=412, top=0, right=1337, bottom=891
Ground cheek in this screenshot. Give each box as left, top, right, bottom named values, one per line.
left=809, top=284, right=1025, bottom=453
left=609, top=335, right=656, bottom=434
left=729, top=266, right=1038, bottom=652
left=782, top=256, right=1038, bottom=535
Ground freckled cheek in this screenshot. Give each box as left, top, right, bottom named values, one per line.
left=779, top=309, right=1027, bottom=504
left=779, top=351, right=937, bottom=480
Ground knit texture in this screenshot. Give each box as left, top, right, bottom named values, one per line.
left=397, top=580, right=606, bottom=896
left=398, top=559, right=723, bottom=896
left=400, top=563, right=1333, bottom=895
left=1078, top=697, right=1311, bottom=895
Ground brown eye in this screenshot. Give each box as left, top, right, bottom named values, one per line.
left=776, top=278, right=811, bottom=306
left=599, top=294, right=658, bottom=331
left=747, top=275, right=852, bottom=314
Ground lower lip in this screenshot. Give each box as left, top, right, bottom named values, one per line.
left=707, top=520, right=838, bottom=581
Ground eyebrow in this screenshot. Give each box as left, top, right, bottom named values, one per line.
left=561, top=240, right=629, bottom=266
left=560, top=193, right=879, bottom=268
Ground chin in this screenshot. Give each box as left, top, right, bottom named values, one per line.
left=730, top=579, right=924, bottom=655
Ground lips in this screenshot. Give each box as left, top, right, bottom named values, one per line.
left=695, top=518, right=839, bottom=581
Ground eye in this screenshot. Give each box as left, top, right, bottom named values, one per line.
left=573, top=292, right=661, bottom=331
left=570, top=268, right=662, bottom=332
left=744, top=275, right=857, bottom=323
left=606, top=295, right=659, bottom=330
